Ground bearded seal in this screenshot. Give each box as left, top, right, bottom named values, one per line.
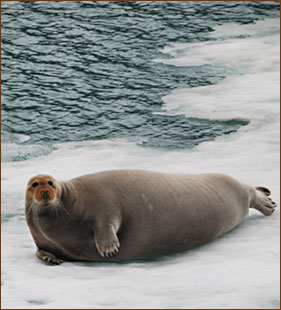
left=25, top=170, right=277, bottom=264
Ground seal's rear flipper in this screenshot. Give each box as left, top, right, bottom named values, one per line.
left=255, top=186, right=271, bottom=196
left=252, top=186, right=277, bottom=216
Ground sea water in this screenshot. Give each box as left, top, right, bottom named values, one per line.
left=1, top=2, right=280, bottom=309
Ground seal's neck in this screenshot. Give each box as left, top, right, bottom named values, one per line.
left=59, top=181, right=77, bottom=209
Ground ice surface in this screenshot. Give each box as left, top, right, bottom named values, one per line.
left=155, top=19, right=279, bottom=73
left=1, top=18, right=280, bottom=309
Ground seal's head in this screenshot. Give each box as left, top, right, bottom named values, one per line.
left=26, top=174, right=61, bottom=206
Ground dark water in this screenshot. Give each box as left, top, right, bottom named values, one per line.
left=1, top=1, right=279, bottom=159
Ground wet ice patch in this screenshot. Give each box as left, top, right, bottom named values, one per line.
left=2, top=132, right=54, bottom=162
left=2, top=142, right=54, bottom=162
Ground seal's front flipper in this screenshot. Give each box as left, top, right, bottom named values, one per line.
left=94, top=224, right=120, bottom=258
left=36, top=249, right=63, bottom=265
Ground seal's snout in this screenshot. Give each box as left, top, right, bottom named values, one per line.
left=40, top=190, right=50, bottom=200
left=35, top=187, right=55, bottom=204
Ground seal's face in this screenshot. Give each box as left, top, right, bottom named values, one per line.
left=26, top=174, right=59, bottom=206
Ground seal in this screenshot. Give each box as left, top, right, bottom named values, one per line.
left=25, top=170, right=277, bottom=264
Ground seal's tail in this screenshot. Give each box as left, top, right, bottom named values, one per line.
left=251, top=186, right=277, bottom=216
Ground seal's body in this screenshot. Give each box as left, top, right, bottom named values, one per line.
left=25, top=170, right=277, bottom=264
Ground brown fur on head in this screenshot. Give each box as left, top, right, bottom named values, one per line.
left=25, top=174, right=60, bottom=206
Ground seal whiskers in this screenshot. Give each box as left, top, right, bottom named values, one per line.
left=52, top=198, right=70, bottom=222
left=26, top=201, right=39, bottom=219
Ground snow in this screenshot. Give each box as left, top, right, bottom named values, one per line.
left=1, top=18, right=280, bottom=309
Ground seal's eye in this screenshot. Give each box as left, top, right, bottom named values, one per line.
left=32, top=182, right=39, bottom=188
left=48, top=181, right=54, bottom=187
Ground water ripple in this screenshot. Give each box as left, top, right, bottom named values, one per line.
left=1, top=1, right=279, bottom=158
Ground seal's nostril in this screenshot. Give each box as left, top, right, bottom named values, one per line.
left=40, top=190, right=50, bottom=199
